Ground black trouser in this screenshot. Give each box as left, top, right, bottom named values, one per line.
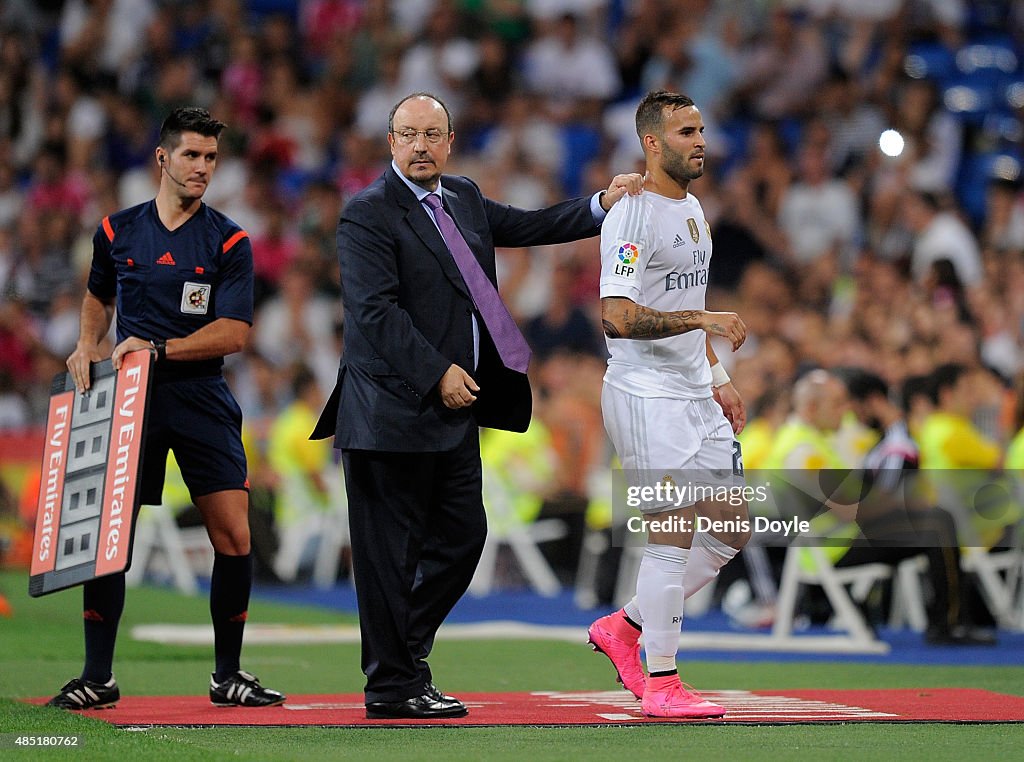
left=839, top=506, right=962, bottom=631
left=342, top=427, right=487, bottom=703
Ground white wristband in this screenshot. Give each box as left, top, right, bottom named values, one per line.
left=710, top=362, right=730, bottom=388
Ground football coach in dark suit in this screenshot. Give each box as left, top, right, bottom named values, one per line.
left=312, top=92, right=641, bottom=719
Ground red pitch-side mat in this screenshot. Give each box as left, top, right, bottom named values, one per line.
left=26, top=689, right=1024, bottom=726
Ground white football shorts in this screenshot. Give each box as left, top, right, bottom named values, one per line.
left=602, top=383, right=744, bottom=513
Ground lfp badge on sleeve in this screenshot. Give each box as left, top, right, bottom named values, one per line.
left=29, top=350, right=153, bottom=597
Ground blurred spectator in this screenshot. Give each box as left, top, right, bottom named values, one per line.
left=260, top=12, right=300, bottom=61
left=709, top=186, right=774, bottom=290
left=983, top=175, right=1024, bottom=252
left=353, top=44, right=407, bottom=138
left=0, top=162, right=22, bottom=232
left=527, top=0, right=608, bottom=22
left=251, top=200, right=301, bottom=304
left=102, top=96, right=156, bottom=176
left=778, top=131, right=861, bottom=267
left=765, top=369, right=851, bottom=471
left=522, top=12, right=620, bottom=118
left=737, top=384, right=790, bottom=471
left=253, top=260, right=341, bottom=395
left=231, top=351, right=287, bottom=422
left=889, top=76, right=962, bottom=195
left=612, top=0, right=663, bottom=96
left=0, top=369, right=28, bottom=429
left=497, top=246, right=555, bottom=322
left=300, top=0, right=363, bottom=60
left=397, top=1, right=478, bottom=113
left=0, top=30, right=46, bottom=170
left=296, top=180, right=343, bottom=289
left=267, top=364, right=333, bottom=571
left=904, top=189, right=983, bottom=287
left=727, top=122, right=793, bottom=228
left=0, top=225, right=13, bottom=296
left=919, top=363, right=1002, bottom=469
left=480, top=93, right=563, bottom=178
left=523, top=261, right=604, bottom=361
left=816, top=70, right=886, bottom=176
left=219, top=32, right=263, bottom=130
left=0, top=298, right=38, bottom=385
left=26, top=142, right=88, bottom=220
left=40, top=287, right=80, bottom=359
left=836, top=365, right=996, bottom=645
left=922, top=257, right=972, bottom=324
left=919, top=362, right=1020, bottom=552
left=641, top=0, right=739, bottom=120
left=335, top=130, right=384, bottom=208
left=734, top=7, right=829, bottom=120
left=465, top=31, right=520, bottom=128
left=7, top=211, right=75, bottom=319
left=59, top=0, right=157, bottom=80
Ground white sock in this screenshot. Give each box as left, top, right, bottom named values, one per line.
left=636, top=544, right=688, bottom=674
left=685, top=532, right=739, bottom=598
left=625, top=534, right=738, bottom=626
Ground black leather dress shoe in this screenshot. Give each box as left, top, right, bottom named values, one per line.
left=424, top=682, right=458, bottom=703
left=366, top=692, right=468, bottom=719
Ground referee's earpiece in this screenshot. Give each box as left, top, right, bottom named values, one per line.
left=159, top=153, right=189, bottom=188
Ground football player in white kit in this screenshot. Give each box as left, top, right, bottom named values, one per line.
left=587, top=91, right=751, bottom=719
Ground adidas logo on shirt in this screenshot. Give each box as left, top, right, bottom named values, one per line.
left=672, top=234, right=686, bottom=248
left=156, top=251, right=176, bottom=265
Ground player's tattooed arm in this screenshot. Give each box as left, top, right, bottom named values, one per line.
left=602, top=319, right=622, bottom=339
left=601, top=297, right=703, bottom=339
left=601, top=297, right=747, bottom=349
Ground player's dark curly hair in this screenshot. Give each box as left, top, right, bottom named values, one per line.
left=159, top=107, right=226, bottom=151
left=635, top=90, right=695, bottom=140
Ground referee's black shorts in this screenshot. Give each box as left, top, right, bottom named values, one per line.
left=139, top=375, right=248, bottom=505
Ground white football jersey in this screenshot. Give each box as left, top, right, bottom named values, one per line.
left=600, top=190, right=713, bottom=399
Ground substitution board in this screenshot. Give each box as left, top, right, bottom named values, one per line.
left=28, top=349, right=153, bottom=596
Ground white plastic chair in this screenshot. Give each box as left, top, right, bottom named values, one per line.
left=469, top=466, right=567, bottom=597
left=126, top=503, right=211, bottom=594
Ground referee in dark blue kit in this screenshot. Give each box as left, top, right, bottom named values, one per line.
left=49, top=107, right=285, bottom=710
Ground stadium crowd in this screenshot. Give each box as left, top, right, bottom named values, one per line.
left=1, top=0, right=1023, bottom=619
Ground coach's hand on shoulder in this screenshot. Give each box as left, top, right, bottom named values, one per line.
left=699, top=311, right=746, bottom=351
left=111, top=337, right=156, bottom=371
left=66, top=343, right=104, bottom=394
left=600, top=173, right=645, bottom=211
left=438, top=363, right=479, bottom=409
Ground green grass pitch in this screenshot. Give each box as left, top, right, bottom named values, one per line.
left=1, top=570, right=1022, bottom=761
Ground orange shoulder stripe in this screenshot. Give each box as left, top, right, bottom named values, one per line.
left=222, top=230, right=249, bottom=253
left=101, top=216, right=115, bottom=243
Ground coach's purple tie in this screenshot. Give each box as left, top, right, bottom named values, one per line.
left=423, top=193, right=531, bottom=373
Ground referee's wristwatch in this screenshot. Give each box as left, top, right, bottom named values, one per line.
left=151, top=339, right=167, bottom=363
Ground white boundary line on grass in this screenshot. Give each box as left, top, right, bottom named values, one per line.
left=130, top=622, right=889, bottom=654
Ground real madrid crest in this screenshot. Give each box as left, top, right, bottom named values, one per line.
left=687, top=217, right=700, bottom=244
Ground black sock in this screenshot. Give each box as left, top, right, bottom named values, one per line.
left=81, top=573, right=126, bottom=683
left=649, top=669, right=678, bottom=678
left=210, top=552, right=252, bottom=683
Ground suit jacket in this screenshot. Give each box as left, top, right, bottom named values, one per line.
left=311, top=166, right=601, bottom=452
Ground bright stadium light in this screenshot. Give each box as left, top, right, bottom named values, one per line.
left=879, top=129, right=905, bottom=158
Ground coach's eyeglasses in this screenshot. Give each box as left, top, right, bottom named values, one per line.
left=392, top=129, right=449, bottom=145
